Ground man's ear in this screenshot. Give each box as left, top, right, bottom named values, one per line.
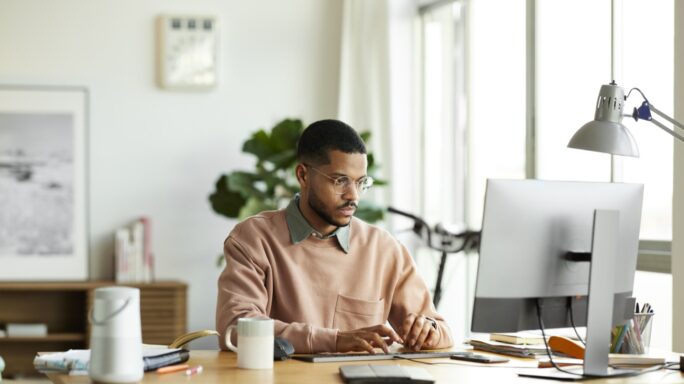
left=295, top=163, right=307, bottom=186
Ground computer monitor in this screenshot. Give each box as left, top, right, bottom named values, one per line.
left=471, top=179, right=644, bottom=378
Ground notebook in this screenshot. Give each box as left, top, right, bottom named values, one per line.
left=489, top=332, right=545, bottom=345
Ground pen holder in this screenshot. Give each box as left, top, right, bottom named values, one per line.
left=610, top=312, right=654, bottom=354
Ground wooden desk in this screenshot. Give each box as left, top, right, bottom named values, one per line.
left=44, top=350, right=684, bottom=384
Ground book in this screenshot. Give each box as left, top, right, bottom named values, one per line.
left=339, top=364, right=434, bottom=384
left=467, top=338, right=548, bottom=358
left=490, top=332, right=545, bottom=345
left=7, top=323, right=48, bottom=337
left=607, top=353, right=666, bottom=366
left=115, top=217, right=155, bottom=283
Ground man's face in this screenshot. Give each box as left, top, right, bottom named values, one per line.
left=301, top=150, right=368, bottom=230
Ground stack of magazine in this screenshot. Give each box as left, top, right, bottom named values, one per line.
left=34, top=347, right=189, bottom=375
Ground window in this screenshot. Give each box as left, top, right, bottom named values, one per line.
left=417, top=0, right=471, bottom=342
left=618, top=0, right=674, bottom=241
left=536, top=0, right=674, bottom=349
left=416, top=0, right=674, bottom=345
left=536, top=0, right=612, bottom=182
left=466, top=0, right=526, bottom=229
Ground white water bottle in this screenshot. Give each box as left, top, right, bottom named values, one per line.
left=89, top=287, right=143, bottom=383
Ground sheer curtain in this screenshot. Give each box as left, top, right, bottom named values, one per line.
left=337, top=0, right=423, bottom=226
left=337, top=0, right=472, bottom=341
left=337, top=0, right=392, bottom=208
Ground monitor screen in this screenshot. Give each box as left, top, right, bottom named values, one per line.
left=471, top=179, right=643, bottom=333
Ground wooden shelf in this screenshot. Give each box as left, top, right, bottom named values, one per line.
left=0, top=333, right=85, bottom=342
left=0, top=280, right=187, bottom=377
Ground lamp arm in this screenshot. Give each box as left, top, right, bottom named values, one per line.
left=647, top=117, right=684, bottom=143
left=649, top=104, right=684, bottom=132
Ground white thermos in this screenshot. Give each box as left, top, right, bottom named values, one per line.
left=89, top=287, right=143, bottom=383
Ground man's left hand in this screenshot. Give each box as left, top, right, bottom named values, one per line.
left=401, top=313, right=440, bottom=351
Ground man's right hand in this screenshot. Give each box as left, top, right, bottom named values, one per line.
left=336, top=324, right=404, bottom=354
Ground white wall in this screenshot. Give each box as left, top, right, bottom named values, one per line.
left=0, top=0, right=343, bottom=348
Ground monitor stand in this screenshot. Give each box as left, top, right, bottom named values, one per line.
left=519, top=210, right=638, bottom=381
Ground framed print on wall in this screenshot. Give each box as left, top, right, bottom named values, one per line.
left=0, top=86, right=88, bottom=280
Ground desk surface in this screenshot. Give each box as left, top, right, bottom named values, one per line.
left=45, top=350, right=684, bottom=384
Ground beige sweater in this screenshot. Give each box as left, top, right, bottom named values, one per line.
left=216, top=209, right=453, bottom=353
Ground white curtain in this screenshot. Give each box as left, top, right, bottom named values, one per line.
left=337, top=0, right=421, bottom=223
left=337, top=0, right=392, bottom=208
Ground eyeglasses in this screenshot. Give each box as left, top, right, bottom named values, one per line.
left=305, top=164, right=374, bottom=195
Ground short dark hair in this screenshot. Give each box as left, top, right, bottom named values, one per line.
left=296, top=119, right=367, bottom=165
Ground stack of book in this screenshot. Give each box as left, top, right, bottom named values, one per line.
left=467, top=337, right=548, bottom=358
left=115, top=217, right=154, bottom=283
left=489, top=332, right=545, bottom=345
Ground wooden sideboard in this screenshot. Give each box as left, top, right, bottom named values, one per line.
left=0, top=281, right=187, bottom=376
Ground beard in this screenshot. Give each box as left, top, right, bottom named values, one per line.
left=308, top=189, right=355, bottom=228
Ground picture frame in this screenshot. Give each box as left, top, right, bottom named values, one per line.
left=0, top=86, right=89, bottom=280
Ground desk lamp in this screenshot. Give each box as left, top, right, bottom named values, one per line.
left=553, top=81, right=683, bottom=378
left=568, top=80, right=684, bottom=156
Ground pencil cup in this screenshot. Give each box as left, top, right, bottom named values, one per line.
left=225, top=318, right=274, bottom=369
left=610, top=312, right=654, bottom=354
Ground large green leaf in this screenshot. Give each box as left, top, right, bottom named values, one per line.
left=242, top=129, right=277, bottom=161
left=264, top=148, right=297, bottom=169
left=367, top=153, right=378, bottom=173
left=209, top=175, right=247, bottom=218
left=359, top=131, right=371, bottom=143
left=257, top=169, right=289, bottom=196
left=271, top=119, right=303, bottom=151
left=228, top=171, right=266, bottom=199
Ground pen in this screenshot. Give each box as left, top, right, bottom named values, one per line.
left=157, top=364, right=189, bottom=374
left=185, top=365, right=203, bottom=376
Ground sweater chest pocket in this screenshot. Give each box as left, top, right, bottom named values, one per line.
left=332, top=294, right=384, bottom=331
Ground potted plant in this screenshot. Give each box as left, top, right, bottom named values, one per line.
left=209, top=118, right=387, bottom=264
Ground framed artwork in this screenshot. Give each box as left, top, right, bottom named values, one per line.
left=0, top=86, right=88, bottom=280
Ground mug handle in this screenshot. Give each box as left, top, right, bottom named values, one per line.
left=225, top=325, right=238, bottom=353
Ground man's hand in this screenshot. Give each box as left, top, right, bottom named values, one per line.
left=336, top=324, right=404, bottom=354
left=401, top=313, right=440, bottom=351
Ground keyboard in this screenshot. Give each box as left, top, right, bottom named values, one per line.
left=292, top=351, right=455, bottom=363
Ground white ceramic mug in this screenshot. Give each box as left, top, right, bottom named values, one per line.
left=225, top=318, right=274, bottom=369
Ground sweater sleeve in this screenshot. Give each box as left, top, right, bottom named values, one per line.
left=387, top=244, right=453, bottom=349
left=216, top=234, right=338, bottom=353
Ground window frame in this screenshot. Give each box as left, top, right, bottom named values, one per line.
left=525, top=0, right=672, bottom=274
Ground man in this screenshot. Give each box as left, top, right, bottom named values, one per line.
left=216, top=119, right=453, bottom=354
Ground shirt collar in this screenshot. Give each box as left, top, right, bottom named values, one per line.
left=285, top=194, right=350, bottom=253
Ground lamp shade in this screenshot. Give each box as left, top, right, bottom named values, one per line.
left=567, top=82, right=640, bottom=157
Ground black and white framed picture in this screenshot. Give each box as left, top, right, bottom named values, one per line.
left=0, top=86, right=88, bottom=280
